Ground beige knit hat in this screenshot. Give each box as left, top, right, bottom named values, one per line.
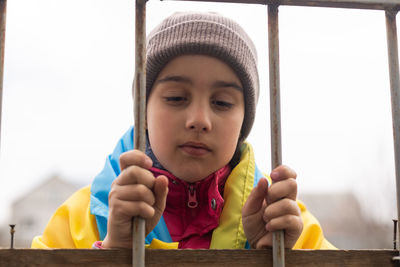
left=146, top=12, right=259, bottom=141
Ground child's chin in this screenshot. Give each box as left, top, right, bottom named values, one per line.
left=174, top=168, right=214, bottom=183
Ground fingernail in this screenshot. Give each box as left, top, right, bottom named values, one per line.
left=270, top=171, right=279, bottom=180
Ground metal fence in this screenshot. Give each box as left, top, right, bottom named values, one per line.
left=1, top=0, right=400, bottom=266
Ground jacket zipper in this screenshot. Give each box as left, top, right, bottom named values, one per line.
left=187, top=184, right=198, bottom=208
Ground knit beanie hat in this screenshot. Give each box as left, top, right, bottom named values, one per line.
left=146, top=12, right=259, bottom=141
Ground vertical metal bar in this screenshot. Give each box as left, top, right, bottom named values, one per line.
left=385, top=8, right=400, bottom=256
left=393, top=219, right=398, bottom=250
left=268, top=4, right=285, bottom=267
left=133, top=0, right=147, bottom=266
left=0, top=0, right=7, bottom=152
left=9, top=224, right=15, bottom=249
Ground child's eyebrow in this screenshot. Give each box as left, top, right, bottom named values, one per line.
left=213, top=81, right=243, bottom=91
left=155, top=75, right=193, bottom=85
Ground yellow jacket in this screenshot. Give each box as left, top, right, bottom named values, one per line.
left=32, top=127, right=335, bottom=249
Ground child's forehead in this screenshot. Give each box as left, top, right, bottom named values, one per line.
left=158, top=55, right=239, bottom=76
left=154, top=55, right=244, bottom=90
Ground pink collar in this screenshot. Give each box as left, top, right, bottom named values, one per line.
left=150, top=165, right=231, bottom=248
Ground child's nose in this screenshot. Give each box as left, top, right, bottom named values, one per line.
left=185, top=104, right=212, bottom=132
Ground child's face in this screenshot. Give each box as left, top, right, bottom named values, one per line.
left=146, top=55, right=245, bottom=183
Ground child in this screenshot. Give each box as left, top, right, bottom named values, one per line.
left=32, top=11, right=334, bottom=249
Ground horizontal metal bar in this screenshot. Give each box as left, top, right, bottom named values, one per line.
left=164, top=0, right=400, bottom=11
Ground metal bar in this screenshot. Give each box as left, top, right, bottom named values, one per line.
left=0, top=0, right=7, bottom=154
left=393, top=219, right=398, bottom=250
left=385, top=8, right=400, bottom=259
left=9, top=224, right=15, bottom=249
left=132, top=0, right=147, bottom=266
left=268, top=4, right=285, bottom=267
left=165, top=0, right=400, bottom=11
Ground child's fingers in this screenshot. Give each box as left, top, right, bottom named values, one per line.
left=153, top=175, right=169, bottom=214
left=242, top=178, right=269, bottom=216
left=117, top=165, right=155, bottom=188
left=263, top=198, right=301, bottom=223
left=110, top=199, right=155, bottom=219
left=270, top=165, right=297, bottom=183
left=109, top=183, right=155, bottom=206
left=265, top=214, right=303, bottom=247
left=119, top=150, right=153, bottom=171
left=254, top=233, right=273, bottom=249
left=266, top=178, right=297, bottom=204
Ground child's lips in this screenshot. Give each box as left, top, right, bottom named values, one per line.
left=179, top=142, right=211, bottom=156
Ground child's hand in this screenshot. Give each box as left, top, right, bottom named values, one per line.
left=102, top=150, right=169, bottom=248
left=242, top=165, right=303, bottom=249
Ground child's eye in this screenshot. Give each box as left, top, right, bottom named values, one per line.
left=212, top=100, right=233, bottom=110
left=163, top=96, right=187, bottom=105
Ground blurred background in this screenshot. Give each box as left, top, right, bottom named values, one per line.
left=0, top=0, right=397, bottom=249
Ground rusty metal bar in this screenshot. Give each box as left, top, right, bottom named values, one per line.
left=385, top=8, right=400, bottom=259
left=165, top=0, right=400, bottom=11
left=393, top=219, right=398, bottom=250
left=9, top=224, right=15, bottom=249
left=0, top=0, right=6, bottom=153
left=268, top=4, right=285, bottom=267
left=133, top=0, right=147, bottom=266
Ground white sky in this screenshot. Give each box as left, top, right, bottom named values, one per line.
left=0, top=0, right=398, bottom=226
